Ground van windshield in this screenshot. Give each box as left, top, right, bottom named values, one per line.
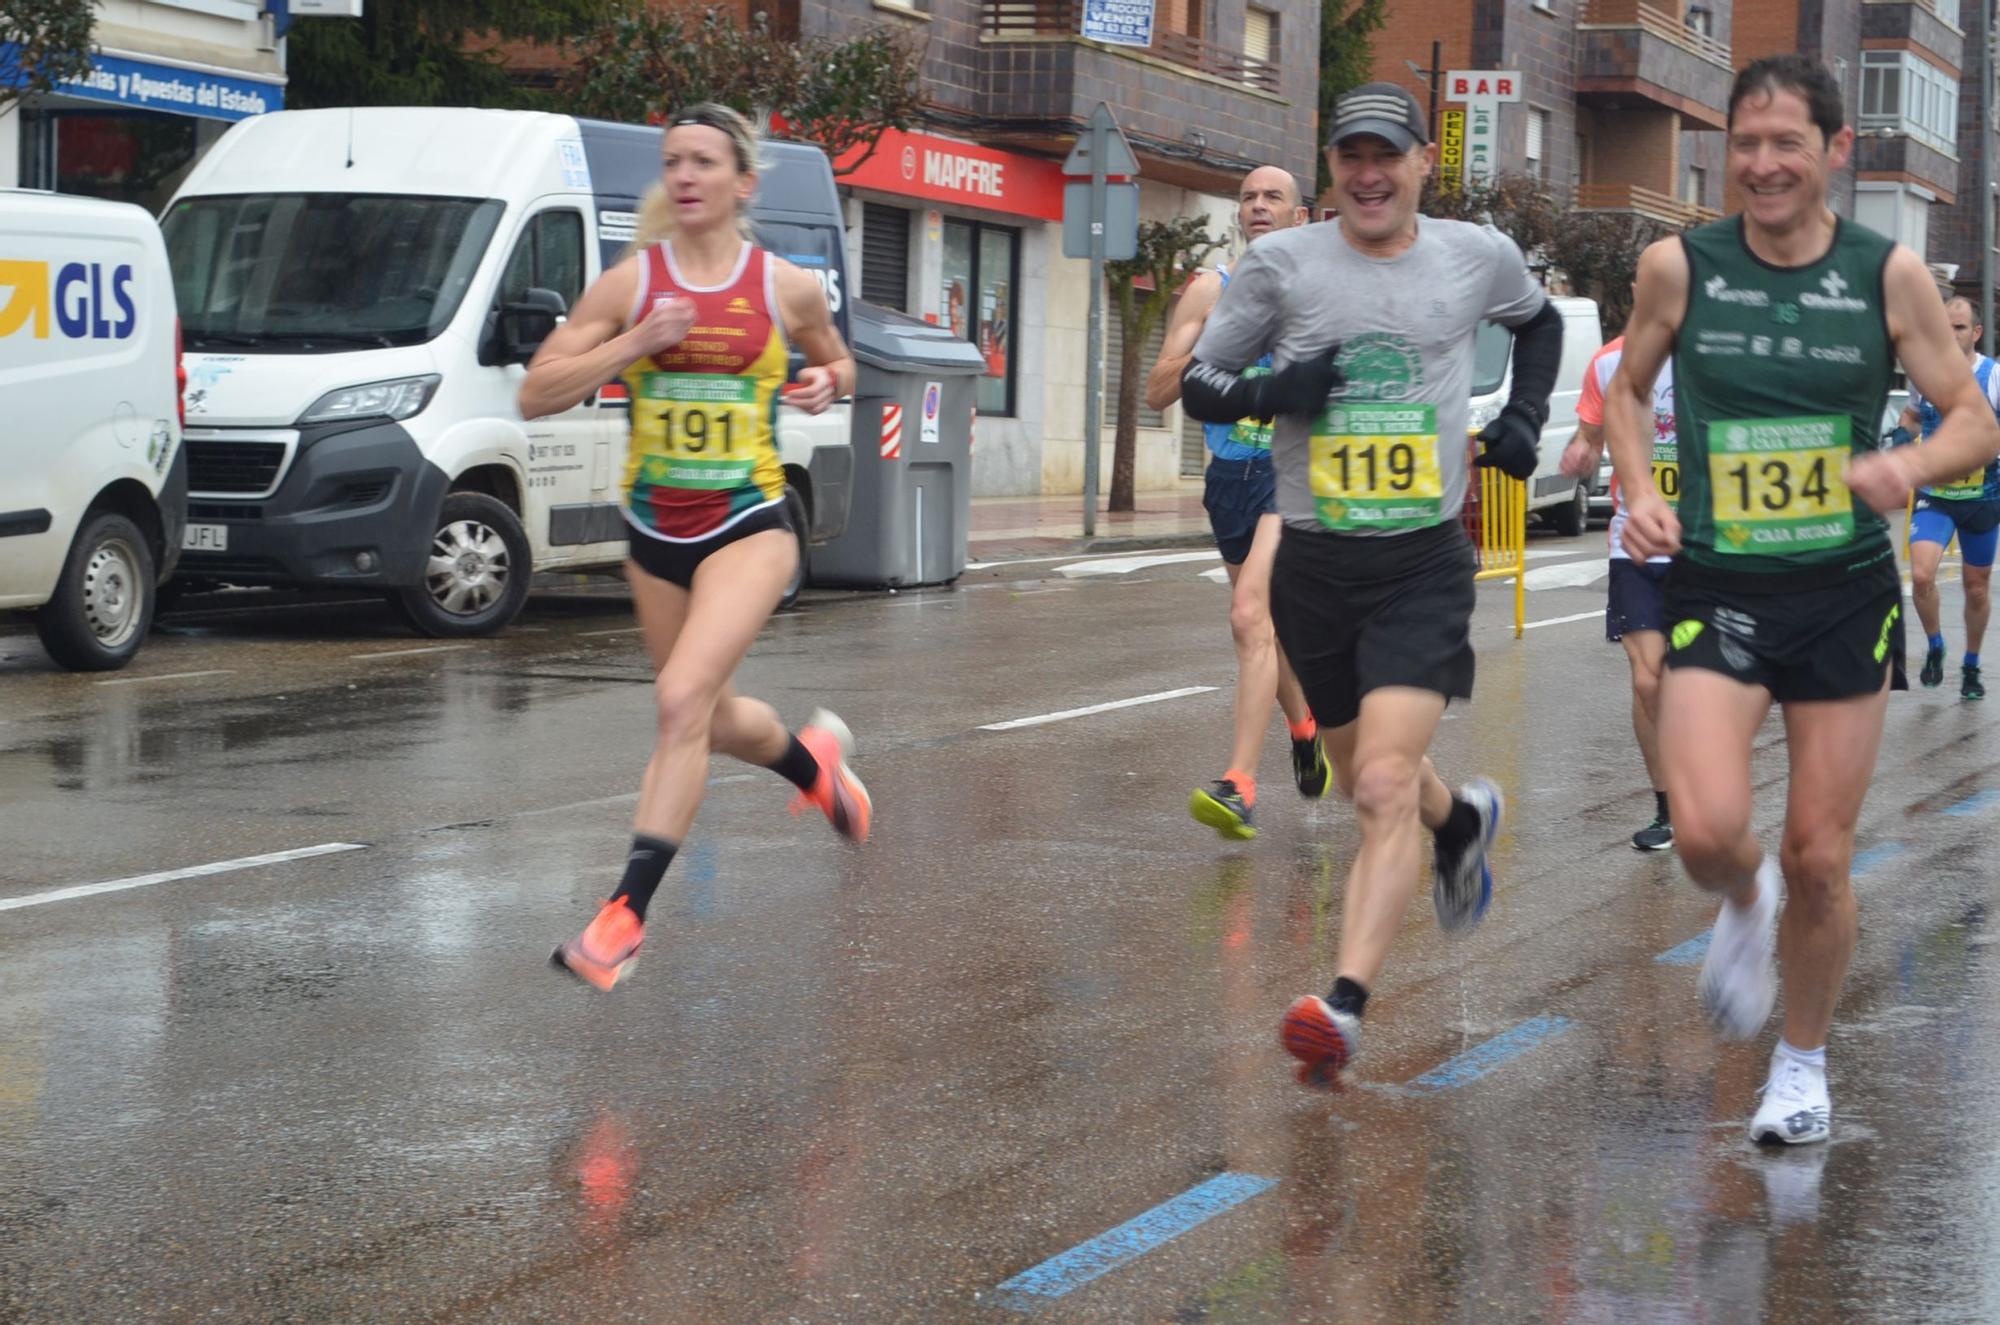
left=1472, top=319, right=1512, bottom=397
left=164, top=194, right=504, bottom=353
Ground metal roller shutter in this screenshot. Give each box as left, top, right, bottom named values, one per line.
left=860, top=203, right=910, bottom=311
left=1104, top=307, right=1168, bottom=432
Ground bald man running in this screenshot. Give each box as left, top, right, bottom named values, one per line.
left=1148, top=165, right=1331, bottom=841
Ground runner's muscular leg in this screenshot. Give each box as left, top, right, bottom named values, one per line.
left=1657, top=667, right=1771, bottom=906
left=1963, top=562, right=1992, bottom=654
left=1335, top=686, right=1449, bottom=989
left=1622, top=630, right=1667, bottom=788
left=1322, top=709, right=1452, bottom=827
left=1775, top=680, right=1890, bottom=1051
left=634, top=528, right=797, bottom=841
left=1909, top=537, right=1947, bottom=640
left=1224, top=514, right=1309, bottom=777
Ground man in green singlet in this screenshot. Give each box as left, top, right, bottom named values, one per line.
left=1607, top=55, right=2000, bottom=1145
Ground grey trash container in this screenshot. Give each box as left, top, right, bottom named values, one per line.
left=810, top=300, right=986, bottom=589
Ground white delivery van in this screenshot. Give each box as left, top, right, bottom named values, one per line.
left=159, top=108, right=855, bottom=635
left=1466, top=295, right=1603, bottom=535
left=0, top=191, right=186, bottom=671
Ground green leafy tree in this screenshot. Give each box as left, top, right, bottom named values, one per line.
left=560, top=7, right=925, bottom=174
left=1317, top=0, right=1389, bottom=195
left=1, top=0, right=97, bottom=113
left=285, top=1, right=615, bottom=111
left=1103, top=217, right=1226, bottom=512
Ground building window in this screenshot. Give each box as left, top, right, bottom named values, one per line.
left=1684, top=4, right=1714, bottom=38
left=1935, top=0, right=1961, bottom=28
left=1158, top=0, right=1202, bottom=37
left=1244, top=7, right=1277, bottom=81
left=1861, top=50, right=1958, bottom=154
left=1525, top=107, right=1549, bottom=181
left=1683, top=164, right=1707, bottom=205
left=942, top=218, right=1018, bottom=417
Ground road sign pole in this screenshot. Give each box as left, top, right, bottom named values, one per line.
left=1083, top=111, right=1108, bottom=538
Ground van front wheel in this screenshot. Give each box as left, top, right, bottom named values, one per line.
left=393, top=491, right=532, bottom=637
left=36, top=511, right=156, bottom=671
left=1550, top=481, right=1588, bottom=538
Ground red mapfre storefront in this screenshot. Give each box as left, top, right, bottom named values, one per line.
left=831, top=126, right=1066, bottom=221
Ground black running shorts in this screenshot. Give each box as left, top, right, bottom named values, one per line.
left=1663, top=555, right=1907, bottom=702
left=626, top=503, right=794, bottom=590
left=1270, top=519, right=1477, bottom=730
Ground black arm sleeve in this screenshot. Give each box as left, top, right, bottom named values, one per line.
left=1180, top=358, right=1265, bottom=424
left=1501, top=299, right=1564, bottom=428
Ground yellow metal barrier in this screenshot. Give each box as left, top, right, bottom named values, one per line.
left=1466, top=456, right=1528, bottom=638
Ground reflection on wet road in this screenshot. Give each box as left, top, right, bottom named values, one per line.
left=3, top=554, right=1998, bottom=1322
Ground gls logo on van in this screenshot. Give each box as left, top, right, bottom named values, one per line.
left=0, top=261, right=140, bottom=341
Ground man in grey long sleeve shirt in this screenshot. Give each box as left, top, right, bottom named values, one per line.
left=1181, top=81, right=1564, bottom=1085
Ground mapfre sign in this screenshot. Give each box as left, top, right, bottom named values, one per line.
left=1445, top=71, right=1523, bottom=102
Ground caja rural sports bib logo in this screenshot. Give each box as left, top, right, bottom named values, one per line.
left=0, top=260, right=140, bottom=340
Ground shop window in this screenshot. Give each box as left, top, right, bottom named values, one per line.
left=942, top=218, right=1019, bottom=417
left=24, top=110, right=197, bottom=213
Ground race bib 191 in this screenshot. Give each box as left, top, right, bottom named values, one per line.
left=637, top=372, right=758, bottom=490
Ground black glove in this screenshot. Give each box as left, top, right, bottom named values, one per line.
left=1253, top=343, right=1345, bottom=419
left=1473, top=401, right=1542, bottom=482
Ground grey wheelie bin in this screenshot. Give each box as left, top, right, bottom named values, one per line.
left=809, top=300, right=986, bottom=588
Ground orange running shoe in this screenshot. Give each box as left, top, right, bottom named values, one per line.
left=551, top=896, right=644, bottom=991
left=1279, top=994, right=1360, bottom=1076
left=791, top=708, right=872, bottom=843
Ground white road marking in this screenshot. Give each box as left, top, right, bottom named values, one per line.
left=965, top=548, right=1187, bottom=571
left=93, top=669, right=234, bottom=687
left=979, top=686, right=1218, bottom=731
left=1057, top=551, right=1223, bottom=578
left=1523, top=561, right=1611, bottom=591
left=1523, top=547, right=1602, bottom=562
left=0, top=843, right=368, bottom=913
left=349, top=644, right=475, bottom=660
left=1199, top=566, right=1230, bottom=583
left=1523, top=610, right=1603, bottom=631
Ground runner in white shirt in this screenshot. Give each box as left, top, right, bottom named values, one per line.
left=1562, top=333, right=1678, bottom=849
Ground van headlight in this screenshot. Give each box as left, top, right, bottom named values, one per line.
left=300, top=375, right=441, bottom=424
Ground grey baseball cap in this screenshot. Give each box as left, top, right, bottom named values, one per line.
left=1327, top=82, right=1428, bottom=151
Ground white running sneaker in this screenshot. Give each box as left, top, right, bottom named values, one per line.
left=1699, top=857, right=1780, bottom=1040
left=1751, top=1049, right=1832, bottom=1145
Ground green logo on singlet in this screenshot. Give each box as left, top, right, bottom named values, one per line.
left=1335, top=333, right=1425, bottom=402
left=1773, top=303, right=1801, bottom=326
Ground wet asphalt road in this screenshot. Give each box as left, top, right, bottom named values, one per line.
left=3, top=532, right=1998, bottom=1323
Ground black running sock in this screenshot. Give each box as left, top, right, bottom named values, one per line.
left=615, top=834, right=678, bottom=922
left=1654, top=790, right=1670, bottom=823
left=1327, top=976, right=1370, bottom=1019
left=1433, top=798, right=1481, bottom=854
left=768, top=734, right=822, bottom=793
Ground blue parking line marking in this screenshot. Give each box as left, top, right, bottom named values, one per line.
left=994, top=1172, right=1277, bottom=1308
left=1853, top=841, right=1907, bottom=874
left=1656, top=931, right=1710, bottom=966
left=1406, top=1015, right=1575, bottom=1092
left=1943, top=789, right=2000, bottom=817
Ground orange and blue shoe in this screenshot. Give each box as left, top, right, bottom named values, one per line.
left=551, top=895, right=644, bottom=991
left=1280, top=994, right=1360, bottom=1081
left=792, top=708, right=872, bottom=843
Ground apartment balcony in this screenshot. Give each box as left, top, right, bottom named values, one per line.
left=977, top=0, right=1308, bottom=189
left=1859, top=1, right=1965, bottom=65
left=1574, top=182, right=1721, bottom=228
left=983, top=0, right=1279, bottom=92
left=1576, top=0, right=1733, bottom=130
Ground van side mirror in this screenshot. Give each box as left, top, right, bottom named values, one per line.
left=499, top=288, right=567, bottom=365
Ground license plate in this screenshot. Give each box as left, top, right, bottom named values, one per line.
left=182, top=523, right=228, bottom=552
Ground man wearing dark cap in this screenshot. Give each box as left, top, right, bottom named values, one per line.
left=1180, top=81, right=1566, bottom=1084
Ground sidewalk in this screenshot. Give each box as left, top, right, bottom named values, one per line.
left=967, top=484, right=1214, bottom=562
